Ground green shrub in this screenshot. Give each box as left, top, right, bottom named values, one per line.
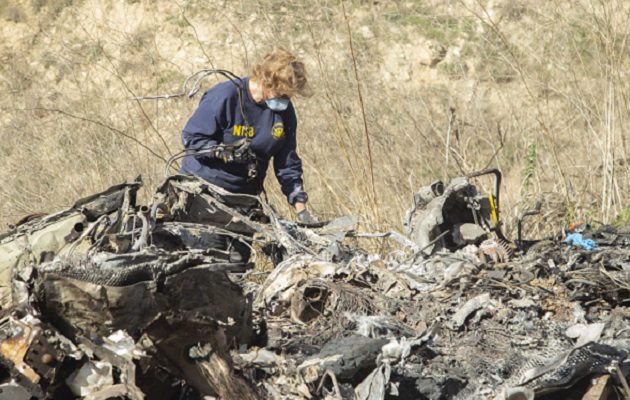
left=614, top=209, right=630, bottom=227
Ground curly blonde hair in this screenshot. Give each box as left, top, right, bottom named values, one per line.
left=251, top=48, right=312, bottom=98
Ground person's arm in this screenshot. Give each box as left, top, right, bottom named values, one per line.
left=273, top=121, right=320, bottom=225
left=273, top=120, right=308, bottom=206
left=181, top=88, right=231, bottom=154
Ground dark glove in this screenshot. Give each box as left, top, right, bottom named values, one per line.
left=216, top=148, right=241, bottom=163
left=296, top=209, right=321, bottom=227
left=215, top=139, right=254, bottom=164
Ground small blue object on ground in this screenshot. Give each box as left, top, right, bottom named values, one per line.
left=563, top=233, right=597, bottom=251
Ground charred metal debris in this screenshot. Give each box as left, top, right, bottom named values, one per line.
left=1, top=172, right=630, bottom=400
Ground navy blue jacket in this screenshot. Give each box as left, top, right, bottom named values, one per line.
left=180, top=77, right=307, bottom=204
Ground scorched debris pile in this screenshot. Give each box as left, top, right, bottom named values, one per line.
left=1, top=173, right=629, bottom=400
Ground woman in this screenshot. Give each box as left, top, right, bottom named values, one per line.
left=180, top=48, right=318, bottom=225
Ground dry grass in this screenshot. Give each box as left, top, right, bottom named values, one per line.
left=1, top=0, right=629, bottom=241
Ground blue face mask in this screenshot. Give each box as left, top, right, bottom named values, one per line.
left=265, top=98, right=290, bottom=112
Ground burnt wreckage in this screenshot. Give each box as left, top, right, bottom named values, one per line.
left=1, top=170, right=630, bottom=399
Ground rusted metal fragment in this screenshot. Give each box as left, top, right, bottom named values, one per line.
left=9, top=213, right=49, bottom=230
left=478, top=237, right=515, bottom=263
left=0, top=316, right=42, bottom=388
left=0, top=313, right=81, bottom=399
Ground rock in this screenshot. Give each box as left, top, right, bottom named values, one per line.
left=453, top=223, right=487, bottom=245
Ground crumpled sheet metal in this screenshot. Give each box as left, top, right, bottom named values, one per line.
left=0, top=177, right=262, bottom=399
left=254, top=238, right=630, bottom=399
left=355, top=362, right=393, bottom=400
left=4, top=173, right=630, bottom=399
left=404, top=176, right=470, bottom=254
left=39, top=264, right=252, bottom=346
left=255, top=254, right=338, bottom=314
left=392, top=249, right=480, bottom=291
left=354, top=259, right=414, bottom=299
left=0, top=234, right=28, bottom=309
left=65, top=361, right=114, bottom=397
left=156, top=175, right=265, bottom=235
left=297, top=336, right=389, bottom=383
left=0, top=180, right=142, bottom=310
left=450, top=292, right=494, bottom=329
left=445, top=302, right=630, bottom=399
left=41, top=273, right=158, bottom=338
left=263, top=204, right=630, bottom=399
left=500, top=342, right=627, bottom=399
left=0, top=313, right=89, bottom=399
left=0, top=213, right=88, bottom=309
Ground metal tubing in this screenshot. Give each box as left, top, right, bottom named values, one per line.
left=130, top=206, right=151, bottom=252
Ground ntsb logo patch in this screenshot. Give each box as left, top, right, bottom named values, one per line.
left=271, top=122, right=285, bottom=140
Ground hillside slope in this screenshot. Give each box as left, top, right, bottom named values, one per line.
left=1, top=0, right=629, bottom=237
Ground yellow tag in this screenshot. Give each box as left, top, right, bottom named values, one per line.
left=488, top=193, right=498, bottom=226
